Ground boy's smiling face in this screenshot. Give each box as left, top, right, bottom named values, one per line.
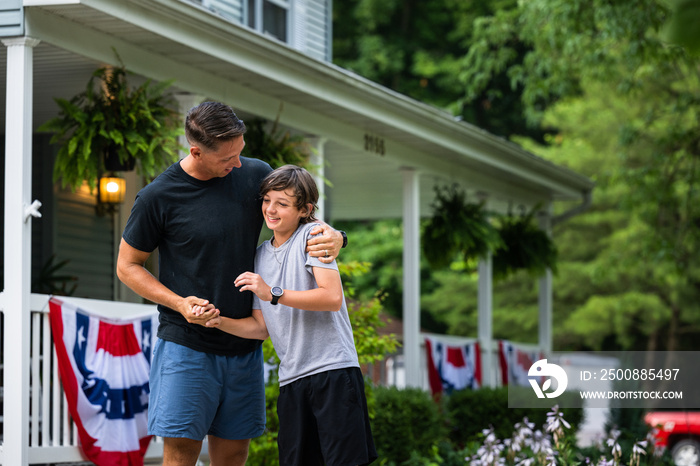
left=263, top=189, right=311, bottom=245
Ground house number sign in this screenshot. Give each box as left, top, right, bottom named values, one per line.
left=364, top=133, right=385, bottom=156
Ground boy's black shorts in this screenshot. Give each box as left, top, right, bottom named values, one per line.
left=277, top=367, right=378, bottom=466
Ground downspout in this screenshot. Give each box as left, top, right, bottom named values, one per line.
left=551, top=189, right=593, bottom=227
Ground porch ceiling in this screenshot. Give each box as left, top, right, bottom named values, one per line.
left=2, top=0, right=595, bottom=220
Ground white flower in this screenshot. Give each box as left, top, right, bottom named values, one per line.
left=545, top=452, right=558, bottom=466
left=546, top=405, right=571, bottom=433
left=605, top=429, right=622, bottom=458
left=633, top=440, right=647, bottom=456
left=515, top=417, right=535, bottom=436
left=471, top=428, right=506, bottom=466
left=516, top=457, right=535, bottom=466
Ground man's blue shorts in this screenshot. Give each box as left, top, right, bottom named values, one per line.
left=148, top=338, right=266, bottom=440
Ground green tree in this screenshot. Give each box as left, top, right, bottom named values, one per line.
left=460, top=0, right=700, bottom=350
left=516, top=82, right=698, bottom=351
left=332, top=0, right=548, bottom=141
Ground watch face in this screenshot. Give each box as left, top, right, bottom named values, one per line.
left=271, top=286, right=283, bottom=296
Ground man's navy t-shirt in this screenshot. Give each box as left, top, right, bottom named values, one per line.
left=122, top=157, right=272, bottom=356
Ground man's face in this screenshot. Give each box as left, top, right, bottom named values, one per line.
left=194, top=135, right=245, bottom=179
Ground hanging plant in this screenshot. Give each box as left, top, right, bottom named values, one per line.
left=243, top=108, right=311, bottom=170
left=38, top=52, right=183, bottom=191
left=493, top=205, right=558, bottom=280
left=422, top=184, right=501, bottom=268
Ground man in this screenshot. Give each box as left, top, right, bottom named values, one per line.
left=116, top=101, right=343, bottom=466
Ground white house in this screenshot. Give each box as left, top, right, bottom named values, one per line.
left=0, top=0, right=594, bottom=464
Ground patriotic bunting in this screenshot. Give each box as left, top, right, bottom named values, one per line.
left=498, top=339, right=544, bottom=387
left=49, top=297, right=158, bottom=466
left=425, top=336, right=481, bottom=395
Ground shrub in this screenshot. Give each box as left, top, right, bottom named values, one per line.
left=372, top=386, right=447, bottom=464
left=445, top=386, right=584, bottom=447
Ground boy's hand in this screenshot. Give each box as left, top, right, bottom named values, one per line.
left=205, top=315, right=222, bottom=328
left=235, top=271, right=273, bottom=301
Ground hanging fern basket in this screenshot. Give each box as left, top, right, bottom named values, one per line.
left=493, top=207, right=557, bottom=280
left=243, top=115, right=311, bottom=170
left=103, top=143, right=136, bottom=172
left=422, top=184, right=501, bottom=268
left=39, top=53, right=183, bottom=191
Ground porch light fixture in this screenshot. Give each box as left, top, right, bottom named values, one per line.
left=99, top=176, right=126, bottom=204
left=96, top=175, right=126, bottom=215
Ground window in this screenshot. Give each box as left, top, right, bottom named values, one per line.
left=247, top=0, right=289, bottom=42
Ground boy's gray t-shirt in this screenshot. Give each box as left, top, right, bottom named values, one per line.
left=252, top=222, right=359, bottom=386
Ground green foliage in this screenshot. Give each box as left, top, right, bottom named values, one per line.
left=422, top=184, right=502, bottom=268
left=31, top=254, right=78, bottom=296
left=243, top=115, right=312, bottom=170
left=461, top=0, right=682, bottom=125
left=493, top=206, right=558, bottom=280
left=339, top=261, right=401, bottom=365
left=370, top=386, right=585, bottom=465
left=515, top=76, right=700, bottom=351
left=247, top=339, right=280, bottom=465
left=422, top=185, right=557, bottom=300
left=371, top=386, right=447, bottom=464
left=459, top=0, right=700, bottom=351
left=335, top=219, right=546, bottom=340
left=663, top=0, right=700, bottom=54
left=332, top=219, right=428, bottom=322
left=332, top=0, right=546, bottom=140
left=564, top=292, right=669, bottom=350
left=39, top=53, right=183, bottom=191
left=351, top=295, right=400, bottom=365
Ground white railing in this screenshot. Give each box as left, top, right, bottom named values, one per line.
left=0, top=293, right=207, bottom=465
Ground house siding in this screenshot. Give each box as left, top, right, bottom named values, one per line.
left=54, top=187, right=115, bottom=301
left=193, top=0, right=330, bottom=61
left=0, top=0, right=23, bottom=37
left=293, top=0, right=330, bottom=61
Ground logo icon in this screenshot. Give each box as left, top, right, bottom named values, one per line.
left=528, top=359, right=568, bottom=398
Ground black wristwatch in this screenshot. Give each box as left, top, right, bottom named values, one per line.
left=339, top=230, right=348, bottom=248
left=271, top=286, right=284, bottom=305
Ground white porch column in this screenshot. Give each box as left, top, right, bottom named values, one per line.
left=308, top=137, right=327, bottom=222
left=3, top=36, right=40, bottom=466
left=538, top=207, right=553, bottom=355
left=401, top=167, right=421, bottom=388
left=477, top=253, right=494, bottom=387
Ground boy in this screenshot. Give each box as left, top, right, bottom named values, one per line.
left=203, top=164, right=377, bottom=466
